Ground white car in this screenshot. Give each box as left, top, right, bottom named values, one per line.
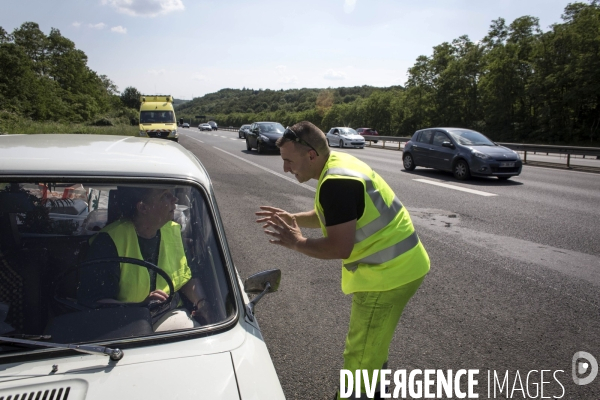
left=199, top=123, right=212, bottom=131
left=326, top=127, right=365, bottom=148
left=0, top=134, right=285, bottom=400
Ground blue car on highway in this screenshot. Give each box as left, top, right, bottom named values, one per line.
left=402, top=128, right=522, bottom=180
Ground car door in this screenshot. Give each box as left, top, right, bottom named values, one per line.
left=248, top=124, right=258, bottom=148
left=412, top=130, right=434, bottom=167
left=331, top=129, right=340, bottom=146
left=430, top=131, right=455, bottom=171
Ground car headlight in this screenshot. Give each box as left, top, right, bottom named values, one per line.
left=472, top=149, right=492, bottom=160
left=259, top=134, right=270, bottom=142
left=139, top=130, right=148, bottom=137
left=171, top=130, right=177, bottom=136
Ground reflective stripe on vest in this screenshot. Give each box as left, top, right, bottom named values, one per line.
left=316, top=155, right=421, bottom=272
left=344, top=231, right=419, bottom=271
left=324, top=167, right=403, bottom=244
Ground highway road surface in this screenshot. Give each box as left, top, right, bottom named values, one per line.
left=180, top=129, right=599, bottom=399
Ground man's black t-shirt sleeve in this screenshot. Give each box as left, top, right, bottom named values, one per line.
left=319, top=179, right=364, bottom=227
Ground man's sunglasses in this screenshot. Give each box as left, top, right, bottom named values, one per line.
left=283, top=127, right=319, bottom=156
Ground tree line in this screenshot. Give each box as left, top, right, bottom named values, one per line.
left=179, top=1, right=599, bottom=145
left=0, top=22, right=138, bottom=129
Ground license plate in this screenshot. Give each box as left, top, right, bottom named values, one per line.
left=500, top=162, right=515, bottom=167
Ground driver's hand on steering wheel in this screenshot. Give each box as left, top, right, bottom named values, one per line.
left=145, top=290, right=169, bottom=303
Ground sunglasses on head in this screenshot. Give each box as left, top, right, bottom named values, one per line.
left=283, top=127, right=319, bottom=156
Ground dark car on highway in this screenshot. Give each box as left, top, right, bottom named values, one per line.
left=246, top=122, right=285, bottom=154
left=239, top=124, right=251, bottom=139
left=356, top=128, right=379, bottom=143
left=208, top=121, right=218, bottom=131
left=402, top=127, right=522, bottom=180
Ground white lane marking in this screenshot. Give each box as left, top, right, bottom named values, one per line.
left=185, top=136, right=204, bottom=144
left=230, top=138, right=236, bottom=140
left=213, top=147, right=316, bottom=192
left=221, top=136, right=227, bottom=138
left=413, top=179, right=497, bottom=197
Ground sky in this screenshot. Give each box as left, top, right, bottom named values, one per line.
left=2, top=0, right=576, bottom=100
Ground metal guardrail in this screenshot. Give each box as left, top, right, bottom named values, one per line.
left=207, top=129, right=600, bottom=169
left=361, top=135, right=600, bottom=168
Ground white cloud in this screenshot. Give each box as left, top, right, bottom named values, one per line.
left=72, top=22, right=81, bottom=27
left=276, top=65, right=299, bottom=85
left=102, top=0, right=185, bottom=17
left=343, top=0, right=356, bottom=14
left=88, top=23, right=107, bottom=29
left=323, top=69, right=346, bottom=80
left=111, top=26, right=127, bottom=34
left=148, top=69, right=166, bottom=75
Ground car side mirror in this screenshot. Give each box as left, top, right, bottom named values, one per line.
left=244, top=269, right=281, bottom=320
left=245, top=269, right=280, bottom=294
left=442, top=141, right=455, bottom=149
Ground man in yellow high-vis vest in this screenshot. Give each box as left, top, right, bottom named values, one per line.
left=256, top=121, right=430, bottom=399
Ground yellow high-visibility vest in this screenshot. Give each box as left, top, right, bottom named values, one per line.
left=315, top=151, right=430, bottom=294
left=94, top=219, right=191, bottom=303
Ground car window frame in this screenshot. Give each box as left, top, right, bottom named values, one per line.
left=432, top=131, right=451, bottom=147
left=417, top=130, right=434, bottom=144
left=0, top=175, right=243, bottom=360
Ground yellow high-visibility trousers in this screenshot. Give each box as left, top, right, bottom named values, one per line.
left=339, top=275, right=425, bottom=399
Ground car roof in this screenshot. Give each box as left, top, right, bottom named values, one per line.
left=331, top=127, right=355, bottom=130
left=0, top=134, right=210, bottom=185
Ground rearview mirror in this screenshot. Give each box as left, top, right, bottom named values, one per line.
left=442, top=141, right=455, bottom=149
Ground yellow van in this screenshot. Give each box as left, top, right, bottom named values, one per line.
left=138, top=95, right=179, bottom=142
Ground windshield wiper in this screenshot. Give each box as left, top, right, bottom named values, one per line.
left=0, top=336, right=124, bottom=361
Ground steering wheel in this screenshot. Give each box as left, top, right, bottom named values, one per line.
left=54, top=257, right=175, bottom=312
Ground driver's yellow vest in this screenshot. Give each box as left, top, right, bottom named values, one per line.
left=94, top=219, right=191, bottom=303
left=315, top=151, right=430, bottom=294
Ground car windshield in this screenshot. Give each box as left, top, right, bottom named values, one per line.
left=447, top=129, right=495, bottom=146
left=0, top=181, right=235, bottom=354
left=258, top=123, right=285, bottom=133
left=140, top=111, right=175, bottom=123
left=339, top=128, right=357, bottom=136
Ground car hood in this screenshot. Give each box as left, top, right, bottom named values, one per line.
left=340, top=134, right=364, bottom=140
left=260, top=132, right=283, bottom=140
left=467, top=145, right=518, bottom=160
left=0, top=323, right=284, bottom=399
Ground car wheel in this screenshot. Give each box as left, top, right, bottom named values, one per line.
left=340, top=140, right=344, bottom=148
left=403, top=153, right=416, bottom=171
left=239, top=132, right=242, bottom=138
left=453, top=160, right=471, bottom=180
left=327, top=139, right=331, bottom=147
left=498, top=176, right=510, bottom=181
left=257, top=142, right=264, bottom=154
left=246, top=139, right=252, bottom=151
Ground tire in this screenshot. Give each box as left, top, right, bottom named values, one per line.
left=239, top=132, right=242, bottom=138
left=340, top=140, right=344, bottom=148
left=403, top=153, right=416, bottom=171
left=374, top=140, right=378, bottom=144
left=257, top=142, right=264, bottom=154
left=246, top=139, right=252, bottom=151
left=453, top=160, right=471, bottom=180
left=327, top=139, right=331, bottom=147
left=498, top=176, right=510, bottom=181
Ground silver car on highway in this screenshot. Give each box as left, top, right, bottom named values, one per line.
left=326, top=127, right=365, bottom=149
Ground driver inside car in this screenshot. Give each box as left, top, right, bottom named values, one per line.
left=78, top=187, right=209, bottom=332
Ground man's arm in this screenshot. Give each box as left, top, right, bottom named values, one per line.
left=256, top=206, right=320, bottom=229
left=263, top=214, right=356, bottom=260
